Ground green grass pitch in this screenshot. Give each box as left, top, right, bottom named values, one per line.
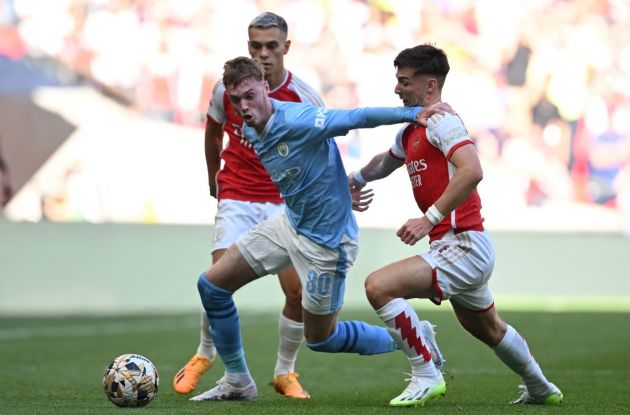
left=1, top=309, right=629, bottom=414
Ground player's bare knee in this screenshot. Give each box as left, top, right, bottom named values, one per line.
left=283, top=284, right=302, bottom=304
left=365, top=272, right=392, bottom=309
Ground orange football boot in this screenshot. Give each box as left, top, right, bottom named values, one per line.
left=272, top=372, right=310, bottom=399
left=173, top=354, right=214, bottom=394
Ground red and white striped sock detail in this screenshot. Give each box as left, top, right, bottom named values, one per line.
left=376, top=298, right=431, bottom=363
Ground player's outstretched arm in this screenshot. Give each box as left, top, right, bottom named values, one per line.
left=318, top=106, right=421, bottom=138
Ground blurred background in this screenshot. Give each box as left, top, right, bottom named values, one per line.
left=1, top=0, right=629, bottom=315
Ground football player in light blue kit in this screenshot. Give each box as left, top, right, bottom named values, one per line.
left=193, top=56, right=445, bottom=401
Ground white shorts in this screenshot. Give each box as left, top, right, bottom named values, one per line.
left=212, top=199, right=285, bottom=252
left=236, top=213, right=359, bottom=315
left=420, top=230, right=495, bottom=311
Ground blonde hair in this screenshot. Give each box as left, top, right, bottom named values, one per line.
left=222, top=56, right=265, bottom=89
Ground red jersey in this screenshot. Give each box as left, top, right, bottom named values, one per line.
left=389, top=113, right=484, bottom=242
left=207, top=71, right=324, bottom=202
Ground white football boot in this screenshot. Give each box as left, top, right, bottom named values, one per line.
left=390, top=372, right=446, bottom=407
left=189, top=376, right=257, bottom=401
left=510, top=383, right=563, bottom=405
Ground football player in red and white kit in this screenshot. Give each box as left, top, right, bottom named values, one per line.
left=173, top=12, right=322, bottom=400
left=348, top=45, right=564, bottom=408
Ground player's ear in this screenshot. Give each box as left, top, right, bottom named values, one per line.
left=284, top=39, right=291, bottom=55
left=428, top=78, right=439, bottom=93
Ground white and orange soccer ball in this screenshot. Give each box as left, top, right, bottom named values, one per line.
left=103, top=354, right=159, bottom=407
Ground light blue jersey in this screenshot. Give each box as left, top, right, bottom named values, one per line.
left=241, top=99, right=421, bottom=248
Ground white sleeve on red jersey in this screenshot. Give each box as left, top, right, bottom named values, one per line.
left=390, top=124, right=411, bottom=160
left=426, top=113, right=471, bottom=158
left=207, top=81, right=227, bottom=124
left=288, top=73, right=326, bottom=106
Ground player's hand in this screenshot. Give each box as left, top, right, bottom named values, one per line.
left=416, top=102, right=456, bottom=126
left=239, top=137, right=253, bottom=149
left=396, top=216, right=433, bottom=245
left=351, top=187, right=374, bottom=212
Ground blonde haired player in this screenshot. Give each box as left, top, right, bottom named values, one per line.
left=173, top=12, right=321, bottom=399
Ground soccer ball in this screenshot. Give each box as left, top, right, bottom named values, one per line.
left=103, top=354, right=159, bottom=407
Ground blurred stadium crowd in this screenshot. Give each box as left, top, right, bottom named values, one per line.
left=0, top=0, right=629, bottom=232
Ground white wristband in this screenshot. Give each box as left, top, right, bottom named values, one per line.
left=425, top=204, right=445, bottom=226
left=353, top=170, right=368, bottom=185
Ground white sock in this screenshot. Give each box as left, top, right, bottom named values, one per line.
left=225, top=371, right=253, bottom=386
left=493, top=325, right=551, bottom=396
left=196, top=309, right=217, bottom=359
left=376, top=298, right=439, bottom=379
left=273, top=314, right=304, bottom=376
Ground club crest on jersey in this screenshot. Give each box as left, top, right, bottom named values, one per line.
left=277, top=142, right=289, bottom=157
left=412, top=136, right=421, bottom=152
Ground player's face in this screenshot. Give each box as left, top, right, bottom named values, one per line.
left=227, top=77, right=272, bottom=131
left=248, top=27, right=290, bottom=80
left=394, top=67, right=430, bottom=107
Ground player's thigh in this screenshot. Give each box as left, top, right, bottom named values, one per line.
left=212, top=200, right=270, bottom=252
left=366, top=256, right=436, bottom=305
left=205, top=244, right=259, bottom=292
left=277, top=266, right=302, bottom=299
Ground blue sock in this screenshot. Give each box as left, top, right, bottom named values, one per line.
left=307, top=320, right=396, bottom=355
left=197, top=273, right=248, bottom=373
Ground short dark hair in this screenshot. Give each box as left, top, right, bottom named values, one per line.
left=248, top=12, right=288, bottom=38
left=222, top=56, right=265, bottom=88
left=394, top=44, right=450, bottom=88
